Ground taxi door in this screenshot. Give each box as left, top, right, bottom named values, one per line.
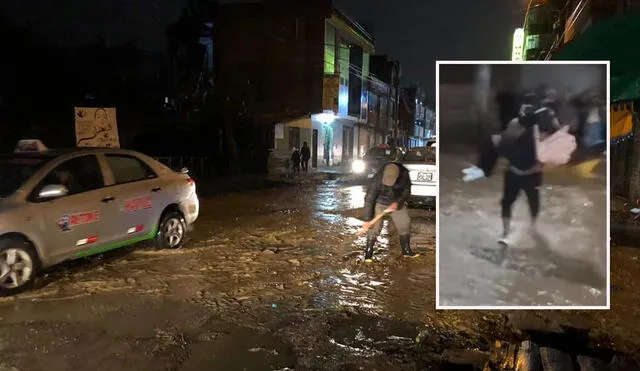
left=99, top=153, right=167, bottom=242
left=35, top=154, right=119, bottom=261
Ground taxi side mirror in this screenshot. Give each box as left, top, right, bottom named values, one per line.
left=38, top=184, right=69, bottom=200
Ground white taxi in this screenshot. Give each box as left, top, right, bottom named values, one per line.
left=0, top=140, right=200, bottom=295
left=402, top=145, right=437, bottom=205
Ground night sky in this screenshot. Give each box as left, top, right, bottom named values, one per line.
left=3, top=0, right=524, bottom=103
left=334, top=0, right=524, bottom=102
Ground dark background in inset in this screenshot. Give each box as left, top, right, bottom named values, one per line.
left=437, top=63, right=607, bottom=149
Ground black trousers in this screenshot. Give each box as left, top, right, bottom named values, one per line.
left=301, top=160, right=309, bottom=172
left=501, top=170, right=542, bottom=219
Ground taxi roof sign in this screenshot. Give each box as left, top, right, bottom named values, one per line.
left=15, top=139, right=48, bottom=153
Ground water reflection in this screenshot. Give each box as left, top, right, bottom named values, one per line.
left=315, top=267, right=389, bottom=313
left=305, top=180, right=434, bottom=321
left=341, top=185, right=367, bottom=209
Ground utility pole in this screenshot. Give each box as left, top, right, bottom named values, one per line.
left=474, top=64, right=492, bottom=137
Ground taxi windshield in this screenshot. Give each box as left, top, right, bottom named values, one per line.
left=0, top=156, right=48, bottom=198
left=364, top=147, right=399, bottom=160
left=403, top=148, right=436, bottom=163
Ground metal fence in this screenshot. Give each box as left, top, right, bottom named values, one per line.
left=154, top=157, right=212, bottom=181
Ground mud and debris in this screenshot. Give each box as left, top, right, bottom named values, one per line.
left=0, top=179, right=637, bottom=370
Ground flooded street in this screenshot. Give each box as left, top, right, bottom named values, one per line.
left=438, top=151, right=608, bottom=307
left=0, top=177, right=638, bottom=370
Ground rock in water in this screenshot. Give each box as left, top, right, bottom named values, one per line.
left=576, top=355, right=606, bottom=371
left=485, top=340, right=517, bottom=370
left=539, top=347, right=573, bottom=371
left=515, top=340, right=542, bottom=371
left=500, top=343, right=518, bottom=369
left=488, top=340, right=509, bottom=365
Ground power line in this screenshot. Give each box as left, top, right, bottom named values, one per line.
left=323, top=58, right=386, bottom=86
left=543, top=0, right=587, bottom=60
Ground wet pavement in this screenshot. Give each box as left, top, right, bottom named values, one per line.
left=438, top=151, right=607, bottom=307
left=0, top=177, right=638, bottom=370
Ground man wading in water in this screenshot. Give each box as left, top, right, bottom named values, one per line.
left=462, top=90, right=567, bottom=246
left=361, top=161, right=419, bottom=262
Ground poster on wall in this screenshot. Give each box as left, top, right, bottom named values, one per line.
left=275, top=123, right=284, bottom=139
left=611, top=103, right=633, bottom=141
left=74, top=107, right=120, bottom=148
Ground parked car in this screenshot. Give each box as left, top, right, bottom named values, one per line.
left=401, top=145, right=436, bottom=206
left=0, top=139, right=200, bottom=295
left=351, top=144, right=403, bottom=179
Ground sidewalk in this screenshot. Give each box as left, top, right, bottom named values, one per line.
left=313, top=165, right=351, bottom=175
left=194, top=166, right=354, bottom=197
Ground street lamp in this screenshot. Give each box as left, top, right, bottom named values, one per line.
left=314, top=110, right=336, bottom=125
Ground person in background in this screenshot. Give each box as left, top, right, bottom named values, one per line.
left=361, top=162, right=419, bottom=262
left=582, top=90, right=606, bottom=154
left=291, top=147, right=301, bottom=175
left=300, top=141, right=311, bottom=173
left=536, top=85, right=562, bottom=137
left=570, top=89, right=596, bottom=151
left=496, top=89, right=520, bottom=131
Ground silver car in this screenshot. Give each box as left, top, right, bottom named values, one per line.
left=0, top=140, right=200, bottom=295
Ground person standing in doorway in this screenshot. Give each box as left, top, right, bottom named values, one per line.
left=361, top=162, right=419, bottom=262
left=300, top=141, right=311, bottom=173
left=291, top=147, right=301, bottom=176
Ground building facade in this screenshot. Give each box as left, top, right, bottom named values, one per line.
left=319, top=8, right=375, bottom=166
left=398, top=85, right=431, bottom=148
left=367, top=55, right=402, bottom=153
left=519, top=0, right=640, bottom=61
left=212, top=0, right=376, bottom=172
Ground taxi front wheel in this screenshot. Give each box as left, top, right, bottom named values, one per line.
left=156, top=211, right=187, bottom=250
left=0, top=237, right=39, bottom=296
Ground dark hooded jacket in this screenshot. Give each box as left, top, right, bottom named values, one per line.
left=477, top=103, right=551, bottom=176
left=363, top=161, right=411, bottom=220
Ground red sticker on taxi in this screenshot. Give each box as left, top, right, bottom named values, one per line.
left=57, top=211, right=100, bottom=231
left=122, top=196, right=152, bottom=212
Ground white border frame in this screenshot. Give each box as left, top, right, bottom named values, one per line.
left=435, top=60, right=611, bottom=310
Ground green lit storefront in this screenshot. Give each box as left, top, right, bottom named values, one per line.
left=554, top=14, right=640, bottom=197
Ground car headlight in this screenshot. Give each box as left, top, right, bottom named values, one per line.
left=352, top=160, right=366, bottom=173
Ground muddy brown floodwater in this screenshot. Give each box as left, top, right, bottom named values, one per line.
left=0, top=178, right=638, bottom=370
left=438, top=152, right=607, bottom=307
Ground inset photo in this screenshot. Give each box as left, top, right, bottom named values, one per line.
left=436, top=61, right=609, bottom=309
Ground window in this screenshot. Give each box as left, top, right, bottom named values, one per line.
left=288, top=127, right=301, bottom=149
left=339, top=41, right=350, bottom=80
left=525, top=34, right=540, bottom=50
left=368, top=93, right=378, bottom=112
left=105, top=155, right=157, bottom=184
left=364, top=147, right=400, bottom=161
left=0, top=156, right=49, bottom=198
left=324, top=24, right=336, bottom=74
left=33, top=155, right=104, bottom=199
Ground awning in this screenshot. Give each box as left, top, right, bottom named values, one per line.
left=611, top=103, right=634, bottom=140
left=553, top=14, right=640, bottom=102
left=284, top=117, right=312, bottom=129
